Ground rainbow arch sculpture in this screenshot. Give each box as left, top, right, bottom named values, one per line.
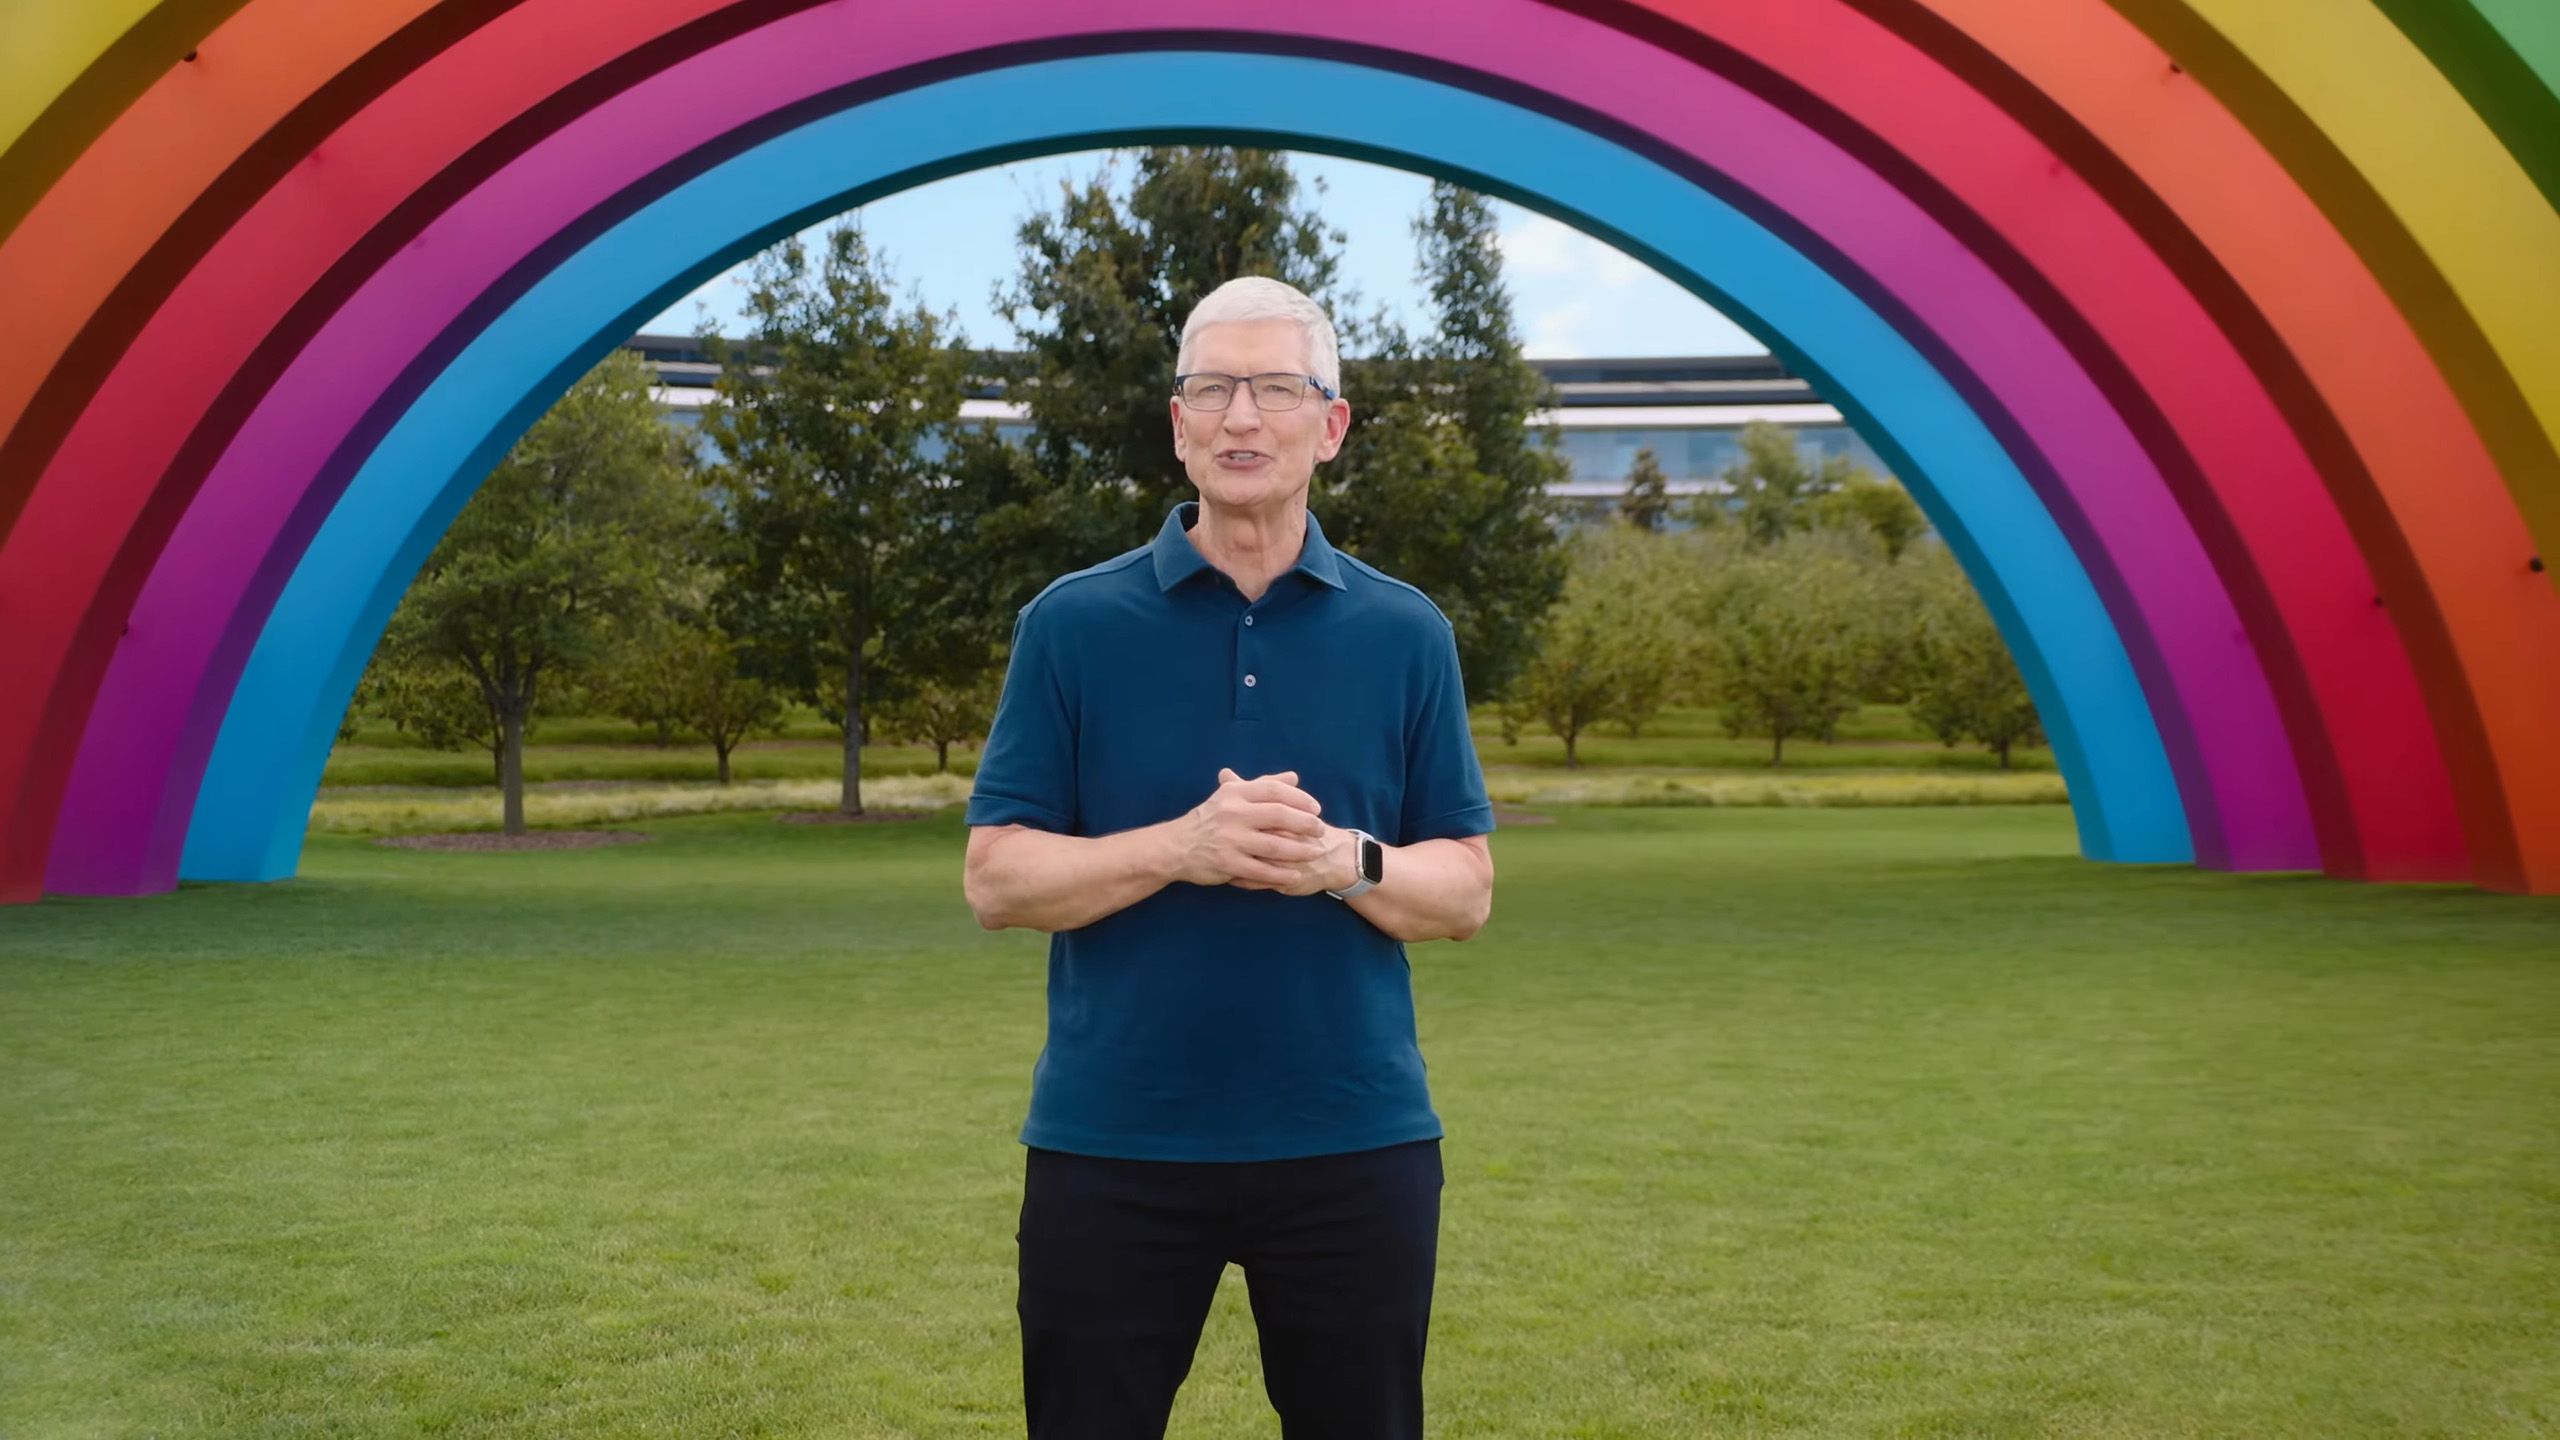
left=0, top=1, right=2552, bottom=904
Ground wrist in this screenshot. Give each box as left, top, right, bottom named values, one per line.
left=1330, top=827, right=1361, bottom=893
left=1326, top=826, right=1381, bottom=898
left=1148, top=815, right=1193, bottom=886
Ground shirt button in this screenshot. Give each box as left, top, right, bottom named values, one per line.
left=1243, top=674, right=1258, bottom=688
left=1243, top=615, right=1255, bottom=627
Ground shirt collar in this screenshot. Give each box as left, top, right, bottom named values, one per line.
left=1150, top=500, right=1348, bottom=594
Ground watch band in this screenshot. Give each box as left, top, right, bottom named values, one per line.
left=1325, top=829, right=1382, bottom=900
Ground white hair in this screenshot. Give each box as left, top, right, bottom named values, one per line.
left=1176, top=276, right=1342, bottom=395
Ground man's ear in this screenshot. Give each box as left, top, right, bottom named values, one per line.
left=1316, top=396, right=1352, bottom=462
left=1168, top=396, right=1189, bottom=462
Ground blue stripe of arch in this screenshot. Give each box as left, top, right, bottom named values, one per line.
left=184, top=51, right=2189, bottom=879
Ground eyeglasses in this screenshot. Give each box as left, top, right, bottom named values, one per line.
left=1172, top=372, right=1337, bottom=412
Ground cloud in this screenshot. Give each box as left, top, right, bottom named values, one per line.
left=1499, top=212, right=1652, bottom=290
left=1498, top=214, right=1584, bottom=277
left=1593, top=245, right=1650, bottom=291
left=1524, top=300, right=1594, bottom=358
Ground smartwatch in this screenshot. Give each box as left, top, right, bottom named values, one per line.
left=1324, top=829, right=1385, bottom=900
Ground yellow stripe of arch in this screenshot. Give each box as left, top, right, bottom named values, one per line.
left=2128, top=0, right=2560, bottom=564
left=0, top=2, right=166, bottom=158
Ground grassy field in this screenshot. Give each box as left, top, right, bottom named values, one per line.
left=4, top=808, right=2554, bottom=1437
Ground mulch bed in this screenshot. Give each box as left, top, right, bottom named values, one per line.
left=372, top=830, right=654, bottom=852
left=775, top=810, right=935, bottom=826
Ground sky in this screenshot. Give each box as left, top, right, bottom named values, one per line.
left=639, top=150, right=1766, bottom=359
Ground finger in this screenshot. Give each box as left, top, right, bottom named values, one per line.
left=1233, top=832, right=1308, bottom=862
left=1222, top=841, right=1303, bottom=880
left=1243, top=802, right=1327, bottom=836
left=1238, top=831, right=1328, bottom=862
left=1239, top=778, right=1322, bottom=814
left=1218, top=767, right=1241, bottom=786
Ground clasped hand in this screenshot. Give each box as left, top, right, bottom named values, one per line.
left=1172, top=767, right=1352, bottom=897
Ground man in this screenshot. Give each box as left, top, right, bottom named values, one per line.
left=961, top=275, right=1498, bottom=1439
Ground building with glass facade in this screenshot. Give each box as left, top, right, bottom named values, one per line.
left=626, top=336, right=1897, bottom=531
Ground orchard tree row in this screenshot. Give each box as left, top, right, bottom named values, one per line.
left=1517, top=425, right=2041, bottom=770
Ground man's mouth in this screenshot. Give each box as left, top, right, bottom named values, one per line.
left=1217, top=450, right=1269, bottom=463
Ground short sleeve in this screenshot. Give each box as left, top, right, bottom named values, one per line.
left=1398, top=619, right=1495, bottom=846
left=965, top=599, right=1077, bottom=833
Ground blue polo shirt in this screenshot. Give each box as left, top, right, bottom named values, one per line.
left=965, top=500, right=1495, bottom=1162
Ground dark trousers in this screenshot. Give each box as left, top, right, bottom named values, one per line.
left=1016, top=1138, right=1443, bottom=1439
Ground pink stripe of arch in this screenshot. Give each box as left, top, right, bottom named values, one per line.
left=44, top=0, right=2347, bottom=892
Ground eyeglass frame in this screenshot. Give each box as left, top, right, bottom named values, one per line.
left=1170, top=371, right=1340, bottom=412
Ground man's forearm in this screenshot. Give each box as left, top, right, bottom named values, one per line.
left=966, top=816, right=1490, bottom=941
left=1345, top=836, right=1493, bottom=944
left=965, top=822, right=1180, bottom=933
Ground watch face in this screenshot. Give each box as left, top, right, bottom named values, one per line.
left=1359, top=834, right=1385, bottom=884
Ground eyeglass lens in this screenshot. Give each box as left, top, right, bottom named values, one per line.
left=1179, top=374, right=1310, bottom=411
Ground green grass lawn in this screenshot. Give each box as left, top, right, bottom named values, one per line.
left=4, top=808, right=2554, bottom=1437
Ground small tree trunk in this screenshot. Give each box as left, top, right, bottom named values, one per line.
left=839, top=650, right=865, bottom=816
left=500, top=708, right=527, bottom=836
left=716, top=742, right=734, bottom=786
left=1770, top=731, right=1785, bottom=767
left=1563, top=728, right=1579, bottom=770
left=936, top=738, right=951, bottom=774
left=1998, top=738, right=2013, bottom=771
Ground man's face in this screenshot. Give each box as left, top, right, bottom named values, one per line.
left=1169, top=318, right=1352, bottom=511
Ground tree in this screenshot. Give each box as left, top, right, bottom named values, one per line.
left=698, top=223, right=976, bottom=816
left=1320, top=384, right=1524, bottom=673
left=1515, top=603, right=1615, bottom=771
left=995, top=147, right=1342, bottom=555
left=1686, top=420, right=1858, bottom=547
left=1811, top=469, right=1929, bottom=560
left=1618, top=446, right=1672, bottom=533
left=1856, top=538, right=1943, bottom=707
left=922, top=423, right=1074, bottom=644
left=595, top=617, right=785, bottom=783
left=592, top=612, right=694, bottom=748
left=356, top=644, right=504, bottom=784
left=1905, top=549, right=2044, bottom=768
left=679, top=633, right=787, bottom=785
left=1514, top=524, right=1696, bottom=765
left=876, top=663, right=1003, bottom=774
left=1588, top=522, right=1704, bottom=739
left=1324, top=181, right=1568, bottom=703
left=376, top=347, right=701, bottom=832
left=998, top=158, right=1566, bottom=706
left=1694, top=529, right=1880, bottom=764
